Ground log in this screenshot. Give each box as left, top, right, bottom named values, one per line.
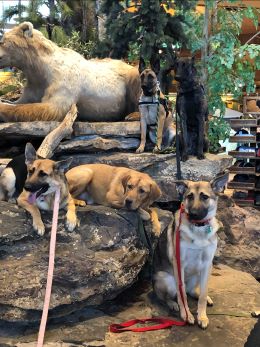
left=56, top=136, right=140, bottom=153
left=73, top=121, right=140, bottom=137
left=37, top=105, right=78, bottom=158
left=0, top=121, right=140, bottom=138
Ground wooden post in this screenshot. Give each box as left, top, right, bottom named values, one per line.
left=37, top=104, right=78, bottom=159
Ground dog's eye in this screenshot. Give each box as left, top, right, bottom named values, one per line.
left=201, top=194, right=209, bottom=201
left=187, top=193, right=194, bottom=200
left=127, top=184, right=133, bottom=190
left=39, top=170, right=48, bottom=177
left=139, top=188, right=145, bottom=194
left=28, top=168, right=35, bottom=176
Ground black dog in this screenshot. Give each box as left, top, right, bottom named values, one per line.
left=0, top=154, right=27, bottom=201
left=173, top=57, right=208, bottom=161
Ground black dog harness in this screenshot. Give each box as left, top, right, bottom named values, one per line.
left=138, top=89, right=169, bottom=126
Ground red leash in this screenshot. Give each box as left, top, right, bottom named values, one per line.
left=110, top=317, right=185, bottom=333
left=109, top=204, right=187, bottom=333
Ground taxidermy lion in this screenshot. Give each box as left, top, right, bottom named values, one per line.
left=0, top=22, right=141, bottom=122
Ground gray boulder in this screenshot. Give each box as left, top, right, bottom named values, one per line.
left=0, top=201, right=172, bottom=322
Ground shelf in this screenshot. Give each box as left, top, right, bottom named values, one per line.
left=232, top=198, right=255, bottom=207
left=227, top=181, right=255, bottom=190
left=229, top=165, right=255, bottom=174
left=229, top=136, right=256, bottom=143
left=228, top=151, right=256, bottom=158
left=229, top=119, right=257, bottom=128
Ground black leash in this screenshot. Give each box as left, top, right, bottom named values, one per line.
left=175, top=102, right=182, bottom=180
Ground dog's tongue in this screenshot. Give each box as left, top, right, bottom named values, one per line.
left=28, top=192, right=37, bottom=204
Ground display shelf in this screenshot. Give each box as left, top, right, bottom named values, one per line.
left=229, top=119, right=257, bottom=128
left=229, top=165, right=255, bottom=175
left=227, top=181, right=255, bottom=190
left=228, top=151, right=256, bottom=158
left=232, top=198, right=255, bottom=207
left=228, top=96, right=260, bottom=207
left=229, top=136, right=256, bottom=143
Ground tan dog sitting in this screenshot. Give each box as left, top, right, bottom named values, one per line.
left=136, top=57, right=175, bottom=153
left=18, top=143, right=77, bottom=236
left=153, top=172, right=229, bottom=329
left=66, top=163, right=161, bottom=221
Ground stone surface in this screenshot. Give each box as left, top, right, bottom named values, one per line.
left=0, top=201, right=172, bottom=322
left=216, top=195, right=260, bottom=278
left=56, top=135, right=140, bottom=153
left=57, top=152, right=233, bottom=202
left=0, top=265, right=259, bottom=347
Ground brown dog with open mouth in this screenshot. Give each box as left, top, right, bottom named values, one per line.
left=17, top=143, right=77, bottom=236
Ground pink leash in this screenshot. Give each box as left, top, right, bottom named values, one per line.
left=37, top=188, right=60, bottom=347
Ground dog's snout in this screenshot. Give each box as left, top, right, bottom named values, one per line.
left=24, top=182, right=34, bottom=192
left=125, top=198, right=133, bottom=209
left=189, top=208, right=207, bottom=221
left=24, top=182, right=40, bottom=192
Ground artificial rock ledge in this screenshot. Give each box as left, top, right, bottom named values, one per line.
left=0, top=201, right=172, bottom=322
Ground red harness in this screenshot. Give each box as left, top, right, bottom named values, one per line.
left=109, top=204, right=188, bottom=333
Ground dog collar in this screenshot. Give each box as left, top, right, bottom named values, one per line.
left=179, top=203, right=212, bottom=227
left=139, top=95, right=159, bottom=106
left=188, top=218, right=212, bottom=227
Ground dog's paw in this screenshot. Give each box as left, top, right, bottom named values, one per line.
left=198, top=315, right=209, bottom=329
left=181, top=154, right=189, bottom=162
left=74, top=199, right=86, bottom=207
left=207, top=296, right=214, bottom=306
left=181, top=309, right=195, bottom=325
left=66, top=212, right=77, bottom=232
left=33, top=220, right=45, bottom=236
left=197, top=153, right=205, bottom=160
left=152, top=146, right=161, bottom=154
left=167, top=299, right=179, bottom=312
left=139, top=208, right=151, bottom=221
left=136, top=145, right=145, bottom=154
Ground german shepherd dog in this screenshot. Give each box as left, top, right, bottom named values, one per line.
left=17, top=143, right=77, bottom=236
left=153, top=172, right=229, bottom=329
left=136, top=57, right=175, bottom=153
left=173, top=57, right=208, bottom=161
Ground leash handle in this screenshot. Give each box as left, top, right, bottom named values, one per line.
left=110, top=317, right=186, bottom=333
left=37, top=188, right=60, bottom=347
left=175, top=204, right=189, bottom=322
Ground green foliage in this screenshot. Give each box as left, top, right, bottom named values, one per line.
left=208, top=116, right=231, bottom=153
left=181, top=1, right=260, bottom=152
left=63, top=31, right=96, bottom=59
left=184, top=2, right=260, bottom=116
left=98, top=0, right=197, bottom=60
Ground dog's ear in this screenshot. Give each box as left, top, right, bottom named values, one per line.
left=54, top=157, right=73, bottom=173
left=175, top=180, right=189, bottom=196
left=139, top=57, right=146, bottom=74
left=121, top=174, right=131, bottom=194
left=150, top=55, right=160, bottom=75
left=210, top=172, right=229, bottom=193
left=149, top=181, right=162, bottom=203
left=25, top=143, right=37, bottom=166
